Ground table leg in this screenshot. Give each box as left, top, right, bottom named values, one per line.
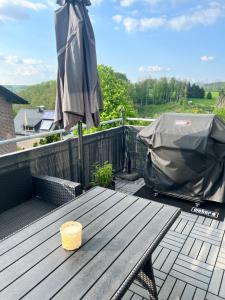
left=137, top=257, right=158, bottom=300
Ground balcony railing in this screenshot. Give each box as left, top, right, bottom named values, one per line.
left=0, top=117, right=155, bottom=147
left=0, top=118, right=153, bottom=189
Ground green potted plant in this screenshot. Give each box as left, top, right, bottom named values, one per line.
left=92, top=162, right=115, bottom=190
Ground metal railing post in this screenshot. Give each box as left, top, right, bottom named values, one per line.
left=120, top=108, right=125, bottom=126
left=78, top=121, right=85, bottom=189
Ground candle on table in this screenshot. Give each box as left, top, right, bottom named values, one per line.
left=60, top=221, right=83, bottom=251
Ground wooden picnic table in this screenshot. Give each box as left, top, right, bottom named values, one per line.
left=0, top=187, right=180, bottom=300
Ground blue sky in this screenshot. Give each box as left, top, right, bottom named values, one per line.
left=0, top=0, right=224, bottom=85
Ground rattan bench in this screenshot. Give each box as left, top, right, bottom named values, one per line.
left=0, top=167, right=82, bottom=240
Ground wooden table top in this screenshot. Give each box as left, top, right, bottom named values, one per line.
left=0, top=187, right=180, bottom=300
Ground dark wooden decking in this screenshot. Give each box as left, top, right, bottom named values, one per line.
left=117, top=178, right=225, bottom=300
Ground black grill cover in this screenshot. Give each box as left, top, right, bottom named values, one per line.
left=138, top=113, right=225, bottom=203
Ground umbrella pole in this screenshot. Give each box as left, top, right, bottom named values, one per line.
left=78, top=121, right=84, bottom=189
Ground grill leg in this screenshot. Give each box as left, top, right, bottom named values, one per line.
left=137, top=257, right=158, bottom=300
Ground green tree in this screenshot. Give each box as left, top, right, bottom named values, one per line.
left=132, top=77, right=188, bottom=106
left=186, top=83, right=205, bottom=99
left=206, top=92, right=212, bottom=99
left=214, top=107, right=225, bottom=120
left=200, top=87, right=205, bottom=99
left=98, top=65, right=135, bottom=121
left=115, top=72, right=129, bottom=82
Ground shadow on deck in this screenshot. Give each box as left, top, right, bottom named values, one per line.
left=116, top=178, right=225, bottom=300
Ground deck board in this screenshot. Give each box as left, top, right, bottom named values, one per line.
left=116, top=178, right=225, bottom=300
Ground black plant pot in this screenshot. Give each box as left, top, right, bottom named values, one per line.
left=108, top=180, right=116, bottom=190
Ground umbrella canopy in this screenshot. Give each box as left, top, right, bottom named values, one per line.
left=54, top=0, right=103, bottom=130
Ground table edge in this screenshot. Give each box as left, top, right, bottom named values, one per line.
left=111, top=207, right=181, bottom=300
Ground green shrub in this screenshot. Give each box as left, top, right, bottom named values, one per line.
left=206, top=92, right=212, bottom=99
left=214, top=107, right=225, bottom=121
left=92, top=162, right=113, bottom=188
left=33, top=142, right=39, bottom=147
left=39, top=134, right=61, bottom=145
left=32, top=134, right=61, bottom=148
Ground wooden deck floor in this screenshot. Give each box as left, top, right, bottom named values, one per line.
left=116, top=178, right=225, bottom=300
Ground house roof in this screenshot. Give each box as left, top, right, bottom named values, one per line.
left=43, top=111, right=55, bottom=120
left=0, top=85, right=28, bottom=104
left=14, top=108, right=55, bottom=135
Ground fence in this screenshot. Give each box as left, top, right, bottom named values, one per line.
left=0, top=126, right=127, bottom=188
left=0, top=118, right=155, bottom=187
left=0, top=117, right=155, bottom=147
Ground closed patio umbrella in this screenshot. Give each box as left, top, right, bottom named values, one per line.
left=54, top=0, right=103, bottom=130
left=54, top=0, right=103, bottom=187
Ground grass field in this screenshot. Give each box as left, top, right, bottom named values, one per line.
left=137, top=92, right=219, bottom=118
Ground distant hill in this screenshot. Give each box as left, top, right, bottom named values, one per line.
left=4, top=85, right=27, bottom=93
left=11, top=81, right=56, bottom=116
left=203, top=82, right=225, bottom=92
left=11, top=78, right=225, bottom=119
left=18, top=80, right=56, bottom=109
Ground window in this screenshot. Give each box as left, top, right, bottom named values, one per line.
left=23, top=125, right=34, bottom=132
left=40, top=120, right=53, bottom=131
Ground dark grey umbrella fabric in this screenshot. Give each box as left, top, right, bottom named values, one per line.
left=138, top=113, right=225, bottom=204
left=54, top=0, right=103, bottom=130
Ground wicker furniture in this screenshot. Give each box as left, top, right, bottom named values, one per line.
left=0, top=167, right=82, bottom=240
left=0, top=187, right=180, bottom=299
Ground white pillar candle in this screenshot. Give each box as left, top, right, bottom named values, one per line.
left=60, top=221, right=83, bottom=251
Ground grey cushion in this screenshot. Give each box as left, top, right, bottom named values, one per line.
left=0, top=197, right=56, bottom=240
left=0, top=167, right=33, bottom=213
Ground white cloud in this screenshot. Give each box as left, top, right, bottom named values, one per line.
left=0, top=0, right=47, bottom=11
left=139, top=65, right=170, bottom=72
left=168, top=6, right=222, bottom=31
left=140, top=17, right=166, bottom=30
left=0, top=55, right=43, bottom=65
left=119, top=2, right=224, bottom=32
left=201, top=55, right=215, bottom=62
left=45, top=0, right=56, bottom=7
left=3, top=55, right=23, bottom=64
left=0, top=0, right=47, bottom=22
left=112, top=14, right=123, bottom=23
left=19, top=1, right=47, bottom=11
left=91, top=0, right=104, bottom=5
left=120, top=0, right=135, bottom=7
left=22, top=58, right=43, bottom=65
left=122, top=16, right=165, bottom=32
left=123, top=17, right=139, bottom=32
left=0, top=53, right=56, bottom=84
left=14, top=63, right=55, bottom=76
left=120, top=0, right=160, bottom=7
